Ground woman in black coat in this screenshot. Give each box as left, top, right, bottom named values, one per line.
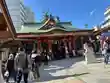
left=5, top=54, right=16, bottom=82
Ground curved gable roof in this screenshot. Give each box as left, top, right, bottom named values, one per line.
left=18, top=20, right=77, bottom=33
left=17, top=25, right=78, bottom=33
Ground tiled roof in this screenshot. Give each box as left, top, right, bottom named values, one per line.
left=17, top=22, right=77, bottom=33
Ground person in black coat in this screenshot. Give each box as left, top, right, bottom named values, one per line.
left=30, top=50, right=40, bottom=80
left=5, top=54, right=16, bottom=82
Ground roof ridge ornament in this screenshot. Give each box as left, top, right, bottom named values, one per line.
left=55, top=16, right=60, bottom=23
left=42, top=11, right=49, bottom=23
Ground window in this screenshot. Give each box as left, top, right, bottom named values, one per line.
left=21, top=18, right=25, bottom=23
left=11, top=15, right=20, bottom=21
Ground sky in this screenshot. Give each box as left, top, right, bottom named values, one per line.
left=24, top=0, right=110, bottom=28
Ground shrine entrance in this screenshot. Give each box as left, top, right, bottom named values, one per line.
left=52, top=40, right=66, bottom=60
left=41, top=42, right=48, bottom=52
left=52, top=40, right=59, bottom=59
left=20, top=35, right=84, bottom=60
left=23, top=41, right=34, bottom=54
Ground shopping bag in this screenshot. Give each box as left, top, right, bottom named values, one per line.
left=4, top=70, right=9, bottom=77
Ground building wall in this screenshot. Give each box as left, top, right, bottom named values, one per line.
left=104, top=7, right=110, bottom=16
left=105, top=15, right=110, bottom=21
left=102, top=7, right=110, bottom=28
left=25, top=7, right=35, bottom=23
left=6, top=0, right=21, bottom=31
left=5, top=0, right=35, bottom=31
left=20, top=2, right=27, bottom=23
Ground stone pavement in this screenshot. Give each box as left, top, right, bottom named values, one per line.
left=37, top=57, right=110, bottom=83
left=37, top=77, right=85, bottom=83
left=37, top=57, right=88, bottom=83
left=9, top=57, right=87, bottom=83
left=8, top=57, right=110, bottom=83
left=79, top=62, right=110, bottom=83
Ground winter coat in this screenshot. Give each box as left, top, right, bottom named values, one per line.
left=14, top=52, right=31, bottom=72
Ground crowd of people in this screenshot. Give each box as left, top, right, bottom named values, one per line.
left=1, top=36, right=110, bottom=83
left=2, top=47, right=41, bottom=83
left=84, top=36, right=110, bottom=65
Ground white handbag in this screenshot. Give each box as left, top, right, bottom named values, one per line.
left=4, top=70, right=9, bottom=77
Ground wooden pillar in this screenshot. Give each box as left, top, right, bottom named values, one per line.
left=74, top=36, right=78, bottom=50
left=71, top=36, right=76, bottom=56
left=68, top=37, right=72, bottom=52
left=33, top=41, right=36, bottom=50
left=48, top=40, right=53, bottom=60
left=48, top=40, right=52, bottom=52
left=37, top=40, right=41, bottom=53
left=73, top=37, right=75, bottom=50
left=43, top=39, right=48, bottom=52
left=81, top=36, right=84, bottom=49
left=63, top=39, right=69, bottom=57
left=71, top=36, right=75, bottom=50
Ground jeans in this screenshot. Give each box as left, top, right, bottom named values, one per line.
left=104, top=53, right=110, bottom=64
left=16, top=69, right=28, bottom=83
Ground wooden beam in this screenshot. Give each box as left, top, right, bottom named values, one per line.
left=0, top=13, right=6, bottom=24
left=15, top=38, right=34, bottom=41
left=73, top=32, right=90, bottom=35
left=17, top=32, right=90, bottom=38
left=0, top=0, right=16, bottom=39
left=0, top=31, right=12, bottom=38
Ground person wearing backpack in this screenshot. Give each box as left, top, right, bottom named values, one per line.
left=103, top=37, right=110, bottom=64
left=14, top=47, right=31, bottom=83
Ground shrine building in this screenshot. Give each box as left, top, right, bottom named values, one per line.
left=1, top=0, right=110, bottom=58
left=16, top=13, right=93, bottom=54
